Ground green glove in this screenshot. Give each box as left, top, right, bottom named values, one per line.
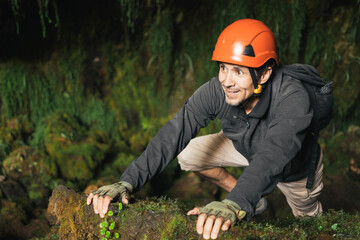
left=198, top=199, right=246, bottom=226
left=92, top=181, right=133, bottom=202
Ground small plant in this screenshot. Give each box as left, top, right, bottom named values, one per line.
left=99, top=203, right=123, bottom=240
left=331, top=223, right=338, bottom=231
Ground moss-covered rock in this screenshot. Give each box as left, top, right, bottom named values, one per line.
left=3, top=146, right=56, bottom=181
left=47, top=185, right=360, bottom=240
left=43, top=112, right=110, bottom=185
left=0, top=115, right=34, bottom=166
left=2, top=146, right=57, bottom=207
left=47, top=185, right=198, bottom=240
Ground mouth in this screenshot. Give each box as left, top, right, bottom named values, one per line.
left=224, top=88, right=240, bottom=97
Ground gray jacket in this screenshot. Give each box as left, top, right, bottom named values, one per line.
left=120, top=66, right=317, bottom=220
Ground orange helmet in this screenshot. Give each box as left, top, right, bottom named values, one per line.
left=212, top=19, right=279, bottom=68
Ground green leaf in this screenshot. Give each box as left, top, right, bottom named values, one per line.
left=115, top=233, right=120, bottom=238
left=108, top=210, right=113, bottom=216
left=332, top=223, right=338, bottom=231
left=100, top=229, right=106, bottom=235
left=106, top=231, right=111, bottom=237
left=119, top=202, right=123, bottom=211
left=102, top=221, right=108, bottom=228
left=109, top=222, right=116, bottom=230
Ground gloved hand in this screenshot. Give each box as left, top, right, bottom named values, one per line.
left=198, top=199, right=246, bottom=226
left=87, top=181, right=133, bottom=218
left=91, top=181, right=133, bottom=202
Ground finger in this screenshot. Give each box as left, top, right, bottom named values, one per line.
left=98, top=196, right=104, bottom=218
left=92, top=194, right=99, bottom=214
left=211, top=217, right=224, bottom=239
left=196, top=213, right=207, bottom=235
left=122, top=194, right=130, bottom=205
left=203, top=215, right=216, bottom=239
left=101, top=196, right=112, bottom=216
left=87, top=192, right=94, bottom=205
left=187, top=207, right=200, bottom=216
left=221, top=219, right=232, bottom=231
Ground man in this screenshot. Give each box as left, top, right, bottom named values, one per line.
left=87, top=19, right=324, bottom=239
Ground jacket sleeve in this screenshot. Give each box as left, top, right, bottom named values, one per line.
left=226, top=80, right=313, bottom=220
left=120, top=78, right=223, bottom=191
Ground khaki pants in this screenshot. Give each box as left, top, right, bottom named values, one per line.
left=178, top=131, right=323, bottom=217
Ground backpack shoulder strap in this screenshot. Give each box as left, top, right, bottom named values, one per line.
left=270, top=65, right=284, bottom=108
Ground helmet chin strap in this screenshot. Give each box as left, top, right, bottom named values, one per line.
left=237, top=68, right=261, bottom=109
left=249, top=68, right=262, bottom=97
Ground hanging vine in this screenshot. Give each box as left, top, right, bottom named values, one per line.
left=36, top=0, right=60, bottom=38
left=117, top=0, right=141, bottom=33
left=8, top=0, right=60, bottom=38
left=9, top=0, right=22, bottom=34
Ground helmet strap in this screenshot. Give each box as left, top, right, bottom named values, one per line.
left=249, top=68, right=262, bottom=97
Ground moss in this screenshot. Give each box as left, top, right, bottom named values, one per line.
left=40, top=112, right=112, bottom=185
left=99, top=152, right=136, bottom=180
left=47, top=185, right=360, bottom=239
left=2, top=146, right=57, bottom=206
left=160, top=213, right=188, bottom=240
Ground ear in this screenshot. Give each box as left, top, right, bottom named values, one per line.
left=259, top=67, right=272, bottom=84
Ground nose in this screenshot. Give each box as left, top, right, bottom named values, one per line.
left=222, top=72, right=234, bottom=87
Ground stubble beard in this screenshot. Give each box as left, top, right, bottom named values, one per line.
left=226, top=94, right=256, bottom=108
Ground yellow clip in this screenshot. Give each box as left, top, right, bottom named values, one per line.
left=253, top=84, right=262, bottom=94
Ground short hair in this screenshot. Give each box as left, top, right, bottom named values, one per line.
left=255, top=59, right=278, bottom=82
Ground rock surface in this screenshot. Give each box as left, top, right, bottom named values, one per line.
left=46, top=185, right=360, bottom=240
left=47, top=185, right=198, bottom=240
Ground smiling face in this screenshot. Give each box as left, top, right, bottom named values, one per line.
left=218, top=62, right=256, bottom=107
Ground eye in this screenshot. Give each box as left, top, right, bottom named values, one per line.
left=220, top=64, right=227, bottom=72
left=235, top=69, right=243, bottom=75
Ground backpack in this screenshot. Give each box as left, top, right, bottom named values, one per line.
left=271, top=64, right=334, bottom=188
